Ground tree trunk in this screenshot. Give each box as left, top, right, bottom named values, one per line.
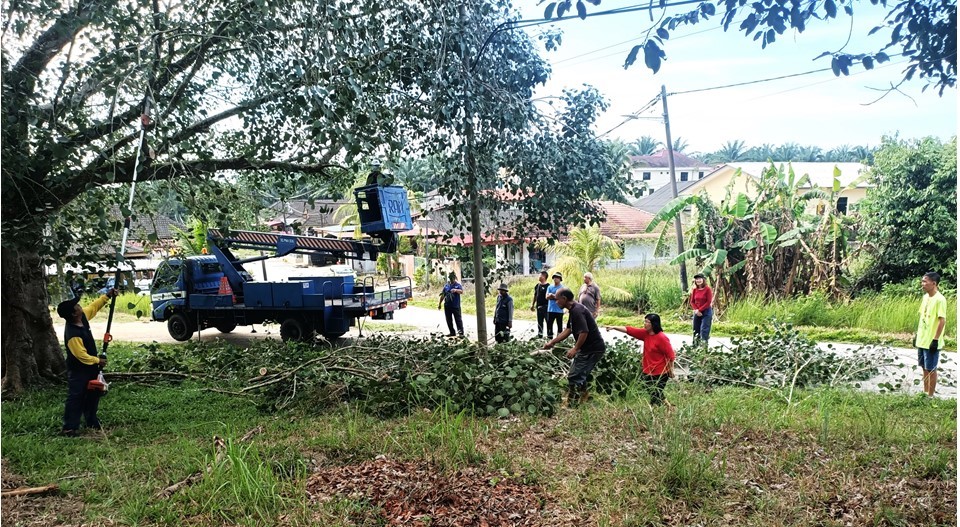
left=1, top=244, right=65, bottom=395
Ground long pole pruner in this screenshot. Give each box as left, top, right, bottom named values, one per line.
left=101, top=98, right=152, bottom=358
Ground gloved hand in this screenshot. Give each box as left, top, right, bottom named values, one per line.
left=929, top=339, right=939, bottom=353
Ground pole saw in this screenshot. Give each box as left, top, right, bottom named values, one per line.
left=100, top=98, right=153, bottom=367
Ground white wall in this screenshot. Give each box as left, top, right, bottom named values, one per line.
left=629, top=167, right=709, bottom=196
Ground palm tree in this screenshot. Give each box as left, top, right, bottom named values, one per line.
left=772, top=142, right=801, bottom=162
left=716, top=139, right=749, bottom=162
left=799, top=145, right=823, bottom=162
left=628, top=136, right=662, bottom=156
left=539, top=224, right=631, bottom=303
left=747, top=143, right=775, bottom=162
left=672, top=137, right=689, bottom=153
left=543, top=224, right=622, bottom=273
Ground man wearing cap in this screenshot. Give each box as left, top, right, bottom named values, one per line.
left=545, top=272, right=565, bottom=339
left=493, top=283, right=514, bottom=343
left=438, top=272, right=465, bottom=337
left=56, top=287, right=118, bottom=436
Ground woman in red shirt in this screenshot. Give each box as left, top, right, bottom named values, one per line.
left=689, top=273, right=713, bottom=346
left=607, top=313, right=675, bottom=406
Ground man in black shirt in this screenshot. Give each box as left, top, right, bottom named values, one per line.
left=542, top=288, right=606, bottom=407
left=529, top=271, right=549, bottom=338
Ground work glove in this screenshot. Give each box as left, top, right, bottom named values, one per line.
left=929, top=339, right=939, bottom=353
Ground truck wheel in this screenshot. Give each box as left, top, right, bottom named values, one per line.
left=280, top=318, right=314, bottom=343
left=167, top=313, right=196, bottom=342
left=215, top=321, right=237, bottom=333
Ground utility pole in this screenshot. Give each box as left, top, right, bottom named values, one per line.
left=460, top=4, right=488, bottom=345
left=661, top=85, right=689, bottom=293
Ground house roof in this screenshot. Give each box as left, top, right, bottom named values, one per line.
left=722, top=162, right=870, bottom=188
left=595, top=201, right=656, bottom=239
left=266, top=199, right=353, bottom=228
left=629, top=149, right=707, bottom=169
left=633, top=180, right=700, bottom=214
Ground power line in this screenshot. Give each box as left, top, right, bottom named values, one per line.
left=599, top=94, right=661, bottom=137
left=667, top=54, right=905, bottom=96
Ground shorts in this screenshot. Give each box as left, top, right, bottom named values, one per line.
left=917, top=348, right=940, bottom=371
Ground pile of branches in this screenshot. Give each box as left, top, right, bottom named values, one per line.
left=676, top=319, right=901, bottom=401
left=111, top=335, right=651, bottom=417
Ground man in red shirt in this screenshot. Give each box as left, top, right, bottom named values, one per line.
left=607, top=314, right=675, bottom=406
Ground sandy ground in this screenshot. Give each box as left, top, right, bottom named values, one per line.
left=56, top=305, right=956, bottom=399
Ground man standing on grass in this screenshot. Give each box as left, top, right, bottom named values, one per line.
left=916, top=271, right=947, bottom=397
left=578, top=272, right=602, bottom=319
left=56, top=287, right=118, bottom=436
left=542, top=288, right=606, bottom=407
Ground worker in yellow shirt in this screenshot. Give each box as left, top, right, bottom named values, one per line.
left=916, top=272, right=947, bottom=397
left=56, top=288, right=117, bottom=436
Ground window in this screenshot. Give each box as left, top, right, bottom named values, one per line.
left=642, top=171, right=651, bottom=181
left=836, top=197, right=849, bottom=214
left=680, top=171, right=689, bottom=182
left=153, top=261, right=182, bottom=291
left=698, top=171, right=704, bottom=179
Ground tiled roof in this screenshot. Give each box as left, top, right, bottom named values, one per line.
left=595, top=201, right=656, bottom=239
left=266, top=199, right=354, bottom=228
left=629, top=149, right=706, bottom=168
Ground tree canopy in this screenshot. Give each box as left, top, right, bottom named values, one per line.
left=855, top=136, right=957, bottom=289
left=544, top=0, right=956, bottom=94
left=1, top=0, right=624, bottom=391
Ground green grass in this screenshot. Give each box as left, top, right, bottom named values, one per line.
left=3, top=341, right=955, bottom=526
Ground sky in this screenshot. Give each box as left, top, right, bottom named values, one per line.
left=517, top=0, right=957, bottom=155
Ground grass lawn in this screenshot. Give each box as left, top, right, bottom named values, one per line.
left=2, top=340, right=955, bottom=526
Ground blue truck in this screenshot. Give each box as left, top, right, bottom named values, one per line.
left=149, top=183, right=414, bottom=342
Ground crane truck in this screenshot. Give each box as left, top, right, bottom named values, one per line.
left=149, top=182, right=414, bottom=342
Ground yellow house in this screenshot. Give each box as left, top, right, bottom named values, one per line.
left=684, top=162, right=870, bottom=215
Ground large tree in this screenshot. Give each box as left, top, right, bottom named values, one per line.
left=1, top=0, right=424, bottom=392
left=855, top=136, right=957, bottom=289
left=2, top=0, right=620, bottom=391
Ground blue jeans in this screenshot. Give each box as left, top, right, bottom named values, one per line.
left=693, top=307, right=713, bottom=344
left=918, top=348, right=940, bottom=371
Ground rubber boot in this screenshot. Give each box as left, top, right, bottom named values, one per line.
left=566, top=384, right=581, bottom=408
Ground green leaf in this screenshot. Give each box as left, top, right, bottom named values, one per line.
left=759, top=222, right=777, bottom=245
left=544, top=2, right=557, bottom=19
left=497, top=408, right=510, bottom=418
left=732, top=193, right=750, bottom=218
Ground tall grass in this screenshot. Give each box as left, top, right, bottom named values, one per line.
left=724, top=291, right=957, bottom=337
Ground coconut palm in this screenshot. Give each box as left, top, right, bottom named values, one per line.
left=672, top=137, right=689, bottom=153
left=538, top=224, right=633, bottom=302
left=628, top=136, right=662, bottom=156
left=716, top=139, right=749, bottom=161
